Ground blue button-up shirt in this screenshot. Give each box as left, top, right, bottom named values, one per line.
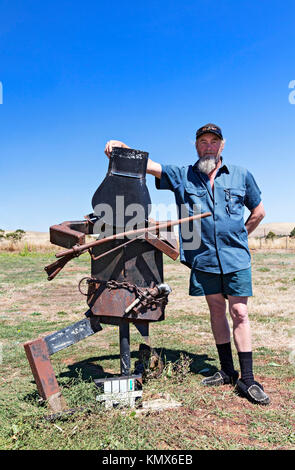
left=155, top=160, right=262, bottom=274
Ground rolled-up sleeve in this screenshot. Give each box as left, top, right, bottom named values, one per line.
left=155, top=164, right=183, bottom=191
left=244, top=170, right=262, bottom=210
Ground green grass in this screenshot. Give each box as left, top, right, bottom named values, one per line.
left=0, top=250, right=294, bottom=450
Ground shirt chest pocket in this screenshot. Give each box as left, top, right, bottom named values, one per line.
left=224, top=188, right=245, bottom=215
left=182, top=187, right=207, bottom=215
left=184, top=187, right=207, bottom=199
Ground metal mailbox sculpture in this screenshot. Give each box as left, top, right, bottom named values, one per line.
left=23, top=148, right=210, bottom=412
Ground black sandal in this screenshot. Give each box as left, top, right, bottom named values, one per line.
left=235, top=379, right=270, bottom=405
left=201, top=370, right=239, bottom=386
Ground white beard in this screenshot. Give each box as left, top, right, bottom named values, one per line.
left=195, top=155, right=219, bottom=175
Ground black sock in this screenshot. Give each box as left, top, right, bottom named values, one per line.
left=216, top=342, right=236, bottom=377
left=238, top=351, right=255, bottom=386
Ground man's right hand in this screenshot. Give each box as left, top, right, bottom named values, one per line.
left=104, top=139, right=162, bottom=179
left=104, top=140, right=130, bottom=158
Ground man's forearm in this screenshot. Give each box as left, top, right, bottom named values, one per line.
left=146, top=158, right=162, bottom=179
left=245, top=202, right=265, bottom=236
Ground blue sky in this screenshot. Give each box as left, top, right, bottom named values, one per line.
left=1, top=0, right=294, bottom=231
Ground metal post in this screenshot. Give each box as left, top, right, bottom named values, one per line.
left=119, top=320, right=130, bottom=375
left=135, top=321, right=149, bottom=345
left=23, top=338, right=66, bottom=412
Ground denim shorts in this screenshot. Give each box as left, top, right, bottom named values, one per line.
left=189, top=267, right=253, bottom=297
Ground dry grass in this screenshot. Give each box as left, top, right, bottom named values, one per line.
left=1, top=230, right=295, bottom=253
left=0, top=231, right=52, bottom=252
left=0, top=232, right=96, bottom=253
left=0, top=249, right=294, bottom=450
left=249, top=237, right=295, bottom=250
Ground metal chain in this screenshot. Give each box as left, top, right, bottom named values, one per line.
left=104, top=279, right=168, bottom=308
left=78, top=277, right=168, bottom=309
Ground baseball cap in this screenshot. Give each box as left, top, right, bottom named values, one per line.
left=196, top=123, right=223, bottom=140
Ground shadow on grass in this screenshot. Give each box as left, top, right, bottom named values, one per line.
left=55, top=348, right=217, bottom=383
left=23, top=348, right=217, bottom=405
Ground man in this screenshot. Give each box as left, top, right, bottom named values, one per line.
left=104, top=123, right=270, bottom=405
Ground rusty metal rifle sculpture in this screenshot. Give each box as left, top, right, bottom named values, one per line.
left=23, top=147, right=211, bottom=413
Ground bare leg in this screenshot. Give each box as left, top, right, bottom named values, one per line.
left=205, top=293, right=230, bottom=344
left=204, top=295, right=269, bottom=402
left=228, top=296, right=251, bottom=352
left=202, top=293, right=237, bottom=384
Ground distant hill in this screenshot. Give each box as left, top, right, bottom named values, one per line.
left=249, top=222, right=295, bottom=238
left=3, top=223, right=295, bottom=241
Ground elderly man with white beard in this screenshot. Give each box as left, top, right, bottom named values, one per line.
left=104, top=123, right=270, bottom=405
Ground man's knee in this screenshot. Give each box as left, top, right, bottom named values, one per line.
left=230, top=303, right=249, bottom=325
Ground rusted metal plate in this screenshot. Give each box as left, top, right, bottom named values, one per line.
left=144, top=231, right=179, bottom=260
left=23, top=338, right=60, bottom=400
left=96, top=316, right=150, bottom=326
left=159, top=229, right=179, bottom=252
left=88, top=236, right=166, bottom=321
left=89, top=287, right=164, bottom=321
left=91, top=238, right=163, bottom=286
